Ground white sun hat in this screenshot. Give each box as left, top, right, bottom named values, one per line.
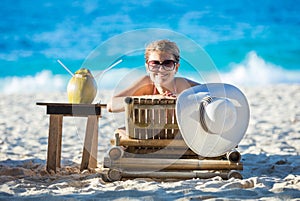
left=176, top=83, right=250, bottom=157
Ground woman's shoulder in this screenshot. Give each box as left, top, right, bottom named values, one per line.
left=175, top=77, right=200, bottom=86
left=175, top=77, right=200, bottom=93
left=136, top=75, right=151, bottom=83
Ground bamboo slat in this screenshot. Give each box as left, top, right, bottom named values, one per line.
left=153, top=99, right=160, bottom=139
left=124, top=97, right=134, bottom=138
left=158, top=104, right=166, bottom=139
left=139, top=98, right=146, bottom=139
left=145, top=98, right=152, bottom=139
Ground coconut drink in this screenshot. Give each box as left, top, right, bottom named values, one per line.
left=67, top=68, right=97, bottom=104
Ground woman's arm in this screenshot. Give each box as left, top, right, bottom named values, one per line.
left=107, top=96, right=127, bottom=112
left=107, top=76, right=152, bottom=112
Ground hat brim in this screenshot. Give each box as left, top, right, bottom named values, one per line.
left=176, top=83, right=250, bottom=157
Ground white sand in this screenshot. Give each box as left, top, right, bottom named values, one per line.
left=0, top=84, right=300, bottom=200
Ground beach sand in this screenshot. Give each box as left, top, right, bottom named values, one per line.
left=0, top=84, right=299, bottom=200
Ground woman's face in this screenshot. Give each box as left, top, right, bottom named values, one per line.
left=146, top=51, right=179, bottom=86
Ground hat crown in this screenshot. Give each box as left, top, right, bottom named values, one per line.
left=176, top=83, right=250, bottom=157
left=201, top=97, right=237, bottom=134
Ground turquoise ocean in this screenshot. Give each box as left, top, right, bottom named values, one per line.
left=1, top=0, right=299, bottom=94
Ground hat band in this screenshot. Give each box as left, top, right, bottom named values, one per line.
left=199, top=96, right=214, bottom=134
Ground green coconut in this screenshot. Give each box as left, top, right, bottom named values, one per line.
left=67, top=68, right=97, bottom=104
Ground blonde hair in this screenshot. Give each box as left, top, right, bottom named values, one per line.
left=145, top=39, right=180, bottom=62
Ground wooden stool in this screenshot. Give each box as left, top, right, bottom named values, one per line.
left=37, top=103, right=106, bottom=173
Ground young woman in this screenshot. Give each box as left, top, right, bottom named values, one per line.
left=107, top=39, right=200, bottom=112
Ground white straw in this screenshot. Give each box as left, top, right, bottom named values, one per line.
left=95, top=59, right=123, bottom=78
left=57, top=59, right=74, bottom=77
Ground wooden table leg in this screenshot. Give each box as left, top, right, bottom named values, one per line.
left=47, top=115, right=63, bottom=173
left=80, top=115, right=99, bottom=171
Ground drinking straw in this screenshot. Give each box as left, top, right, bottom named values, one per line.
left=57, top=59, right=74, bottom=77
left=57, top=58, right=122, bottom=78
left=95, top=59, right=123, bottom=78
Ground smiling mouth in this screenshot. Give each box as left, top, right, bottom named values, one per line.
left=155, top=73, right=168, bottom=78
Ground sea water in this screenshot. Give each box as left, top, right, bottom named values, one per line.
left=0, top=0, right=299, bottom=94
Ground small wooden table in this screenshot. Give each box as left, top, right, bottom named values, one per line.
left=37, top=102, right=107, bottom=173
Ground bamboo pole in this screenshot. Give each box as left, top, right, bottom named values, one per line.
left=104, top=157, right=243, bottom=171
left=227, top=170, right=243, bottom=179
left=106, top=169, right=243, bottom=181
left=110, top=139, right=189, bottom=148
left=108, top=146, right=124, bottom=160
left=123, top=148, right=197, bottom=156
left=122, top=170, right=240, bottom=180
left=226, top=149, right=241, bottom=163
left=107, top=169, right=122, bottom=181
left=109, top=146, right=226, bottom=160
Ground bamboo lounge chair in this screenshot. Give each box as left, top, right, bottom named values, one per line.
left=103, top=84, right=250, bottom=181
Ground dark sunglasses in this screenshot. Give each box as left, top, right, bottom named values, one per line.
left=147, top=60, right=177, bottom=71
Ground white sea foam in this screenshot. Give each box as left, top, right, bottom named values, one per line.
left=0, top=52, right=299, bottom=94
left=220, top=51, right=300, bottom=86
left=0, top=70, right=67, bottom=95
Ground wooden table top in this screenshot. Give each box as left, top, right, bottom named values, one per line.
left=37, top=102, right=107, bottom=116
